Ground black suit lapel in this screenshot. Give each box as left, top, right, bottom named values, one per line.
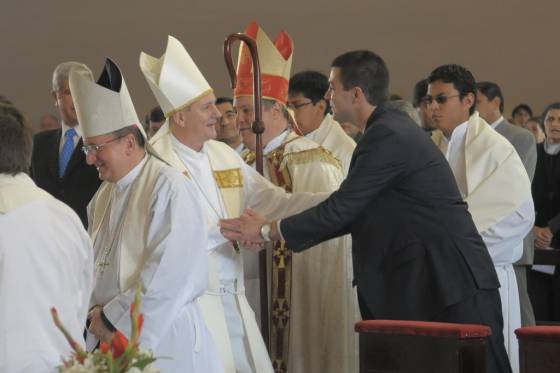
left=47, top=129, right=62, bottom=179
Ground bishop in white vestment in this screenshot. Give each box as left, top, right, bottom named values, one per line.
left=70, top=59, right=223, bottom=373
left=140, top=35, right=328, bottom=373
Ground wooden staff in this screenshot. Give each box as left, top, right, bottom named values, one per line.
left=223, top=33, right=269, bottom=348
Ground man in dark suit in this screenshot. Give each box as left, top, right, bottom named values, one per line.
left=31, top=62, right=101, bottom=228
left=477, top=81, right=538, bottom=327
left=221, top=50, right=511, bottom=373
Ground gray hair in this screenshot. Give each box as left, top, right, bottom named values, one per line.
left=385, top=99, right=421, bottom=127
left=52, top=61, right=92, bottom=92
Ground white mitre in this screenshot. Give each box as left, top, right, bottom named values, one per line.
left=139, top=35, right=213, bottom=117
left=69, top=58, right=146, bottom=139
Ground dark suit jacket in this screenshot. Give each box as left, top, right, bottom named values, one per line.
left=280, top=104, right=500, bottom=321
left=31, top=128, right=101, bottom=228
left=494, top=119, right=537, bottom=265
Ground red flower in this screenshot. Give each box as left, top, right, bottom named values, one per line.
left=112, top=331, right=128, bottom=358
left=99, top=341, right=110, bottom=354
left=138, top=314, right=144, bottom=335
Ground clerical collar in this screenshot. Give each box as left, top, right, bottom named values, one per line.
left=544, top=140, right=560, bottom=155
left=489, top=116, right=504, bottom=129
left=264, top=130, right=289, bottom=155
left=116, top=153, right=147, bottom=191
left=170, top=133, right=208, bottom=161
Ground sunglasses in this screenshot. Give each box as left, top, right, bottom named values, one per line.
left=423, top=94, right=461, bottom=105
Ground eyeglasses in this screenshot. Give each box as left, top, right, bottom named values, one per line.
left=82, top=135, right=125, bottom=156
left=287, top=101, right=313, bottom=110
left=423, top=94, right=461, bottom=105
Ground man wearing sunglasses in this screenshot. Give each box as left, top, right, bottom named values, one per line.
left=427, top=64, right=534, bottom=373
left=71, top=59, right=224, bottom=373
left=288, top=70, right=356, bottom=174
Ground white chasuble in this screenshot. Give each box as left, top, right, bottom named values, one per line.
left=87, top=154, right=223, bottom=373
left=443, top=113, right=534, bottom=373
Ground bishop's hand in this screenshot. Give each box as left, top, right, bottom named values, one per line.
left=220, top=208, right=266, bottom=250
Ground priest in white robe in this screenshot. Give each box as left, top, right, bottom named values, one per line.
left=70, top=59, right=223, bottom=373
left=427, top=64, right=534, bottom=373
left=0, top=113, right=93, bottom=373
left=140, top=35, right=329, bottom=373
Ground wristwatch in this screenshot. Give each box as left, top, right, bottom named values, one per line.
left=260, top=223, right=272, bottom=242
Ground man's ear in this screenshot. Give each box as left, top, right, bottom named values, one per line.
left=463, top=92, right=476, bottom=112
left=51, top=90, right=58, bottom=106
left=171, top=110, right=185, bottom=128
left=353, top=86, right=365, bottom=104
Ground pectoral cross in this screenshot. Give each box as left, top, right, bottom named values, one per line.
left=96, top=247, right=112, bottom=277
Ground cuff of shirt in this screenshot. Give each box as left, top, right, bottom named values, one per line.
left=276, top=220, right=285, bottom=241
left=103, top=298, right=127, bottom=332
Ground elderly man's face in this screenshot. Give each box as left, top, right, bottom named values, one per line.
left=52, top=80, right=78, bottom=126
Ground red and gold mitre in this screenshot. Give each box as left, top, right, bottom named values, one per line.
left=234, top=21, right=293, bottom=104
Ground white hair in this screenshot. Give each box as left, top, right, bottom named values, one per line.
left=52, top=61, right=92, bottom=92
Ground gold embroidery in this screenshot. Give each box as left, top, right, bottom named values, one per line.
left=280, top=147, right=342, bottom=171
left=213, top=168, right=243, bottom=188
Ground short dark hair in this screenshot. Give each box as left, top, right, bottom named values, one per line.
left=289, top=71, right=330, bottom=115
left=0, top=115, right=33, bottom=175
left=412, top=79, right=428, bottom=108
left=149, top=106, right=165, bottom=123
left=541, top=102, right=560, bottom=125
left=216, top=97, right=233, bottom=106
left=512, top=104, right=533, bottom=118
left=112, top=125, right=145, bottom=148
left=331, top=50, right=389, bottom=106
left=477, top=81, right=504, bottom=113
left=428, top=64, right=477, bottom=115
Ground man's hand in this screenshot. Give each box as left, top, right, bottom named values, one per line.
left=88, top=306, right=115, bottom=343
left=534, top=226, right=554, bottom=249
left=220, top=208, right=266, bottom=244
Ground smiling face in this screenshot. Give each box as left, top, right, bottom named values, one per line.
left=544, top=108, right=560, bottom=144
left=84, top=133, right=128, bottom=182
left=171, top=93, right=221, bottom=150
left=215, top=101, right=239, bottom=141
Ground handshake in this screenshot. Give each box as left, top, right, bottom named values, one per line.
left=219, top=208, right=281, bottom=251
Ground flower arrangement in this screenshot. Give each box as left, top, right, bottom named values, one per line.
left=51, top=286, right=159, bottom=373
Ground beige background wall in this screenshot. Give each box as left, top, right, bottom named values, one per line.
left=1, top=0, right=557, bottom=129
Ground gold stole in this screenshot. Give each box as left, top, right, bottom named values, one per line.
left=244, top=136, right=300, bottom=373
left=89, top=155, right=164, bottom=291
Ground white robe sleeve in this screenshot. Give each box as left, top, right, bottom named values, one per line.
left=241, top=161, right=330, bottom=220
left=480, top=197, right=535, bottom=265
left=102, top=170, right=209, bottom=349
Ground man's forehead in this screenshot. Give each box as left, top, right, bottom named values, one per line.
left=427, top=81, right=457, bottom=94
left=288, top=93, right=307, bottom=102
